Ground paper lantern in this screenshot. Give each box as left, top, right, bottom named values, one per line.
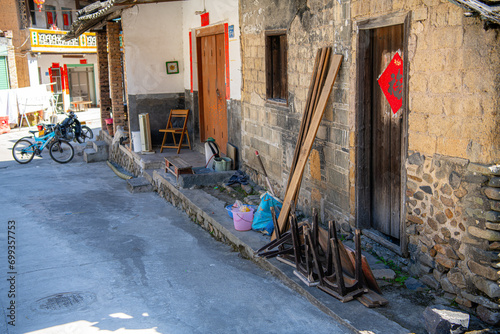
left=34, top=0, right=45, bottom=12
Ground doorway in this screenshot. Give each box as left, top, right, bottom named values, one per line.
left=196, top=25, right=228, bottom=155
left=67, top=65, right=96, bottom=106
left=356, top=14, right=409, bottom=255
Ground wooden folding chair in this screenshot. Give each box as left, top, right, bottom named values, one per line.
left=159, top=109, right=191, bottom=154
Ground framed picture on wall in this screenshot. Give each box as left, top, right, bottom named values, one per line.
left=166, top=61, right=179, bottom=74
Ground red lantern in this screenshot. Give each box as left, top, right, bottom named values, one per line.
left=34, top=0, right=45, bottom=12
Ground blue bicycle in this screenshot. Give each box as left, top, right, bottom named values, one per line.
left=12, top=124, right=74, bottom=164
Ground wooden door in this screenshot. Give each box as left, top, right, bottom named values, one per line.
left=199, top=33, right=228, bottom=154
left=370, top=25, right=403, bottom=240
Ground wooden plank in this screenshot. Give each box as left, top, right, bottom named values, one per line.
left=291, top=47, right=331, bottom=206
left=344, top=245, right=381, bottom=294
left=280, top=34, right=288, bottom=100
left=195, top=23, right=225, bottom=38
left=227, top=143, right=237, bottom=170
left=285, top=48, right=325, bottom=198
left=276, top=54, right=343, bottom=236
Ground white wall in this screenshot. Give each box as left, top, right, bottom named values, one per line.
left=122, top=3, right=185, bottom=95
left=121, top=0, right=241, bottom=100
left=182, top=0, right=241, bottom=100
left=36, top=53, right=100, bottom=103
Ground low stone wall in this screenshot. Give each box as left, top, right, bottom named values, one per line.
left=406, top=151, right=500, bottom=324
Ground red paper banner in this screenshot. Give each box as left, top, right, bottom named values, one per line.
left=377, top=52, right=403, bottom=114
left=63, top=14, right=69, bottom=26
left=201, top=12, right=209, bottom=27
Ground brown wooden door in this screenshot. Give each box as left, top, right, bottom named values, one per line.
left=199, top=33, right=228, bottom=154
left=370, top=25, right=403, bottom=240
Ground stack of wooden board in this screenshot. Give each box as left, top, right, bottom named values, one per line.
left=273, top=48, right=343, bottom=238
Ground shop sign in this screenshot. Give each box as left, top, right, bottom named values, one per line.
left=30, top=28, right=97, bottom=53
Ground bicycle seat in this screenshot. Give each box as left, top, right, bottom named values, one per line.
left=29, top=130, right=38, bottom=134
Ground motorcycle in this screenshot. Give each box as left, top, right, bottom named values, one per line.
left=59, top=111, right=94, bottom=143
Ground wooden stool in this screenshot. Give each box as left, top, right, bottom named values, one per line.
left=165, top=156, right=194, bottom=181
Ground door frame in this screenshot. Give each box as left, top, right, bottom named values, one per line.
left=66, top=63, right=96, bottom=106
left=355, top=12, right=410, bottom=256
left=195, top=23, right=228, bottom=147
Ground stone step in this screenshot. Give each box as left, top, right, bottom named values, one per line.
left=83, top=141, right=109, bottom=163
left=92, top=140, right=109, bottom=155
left=127, top=177, right=153, bottom=193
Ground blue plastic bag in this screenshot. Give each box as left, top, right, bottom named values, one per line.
left=252, top=192, right=282, bottom=235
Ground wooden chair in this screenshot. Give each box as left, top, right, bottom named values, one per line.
left=159, top=109, right=191, bottom=154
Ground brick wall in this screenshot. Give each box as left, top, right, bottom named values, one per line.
left=0, top=0, right=30, bottom=88
left=107, top=21, right=127, bottom=132
left=97, top=30, right=111, bottom=130
left=240, top=0, right=351, bottom=225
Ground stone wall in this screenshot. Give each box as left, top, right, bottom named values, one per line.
left=349, top=0, right=500, bottom=324
left=240, top=0, right=352, bottom=225
left=406, top=154, right=500, bottom=324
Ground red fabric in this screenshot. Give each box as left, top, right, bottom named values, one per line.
left=377, top=52, right=404, bottom=114
left=189, top=31, right=193, bottom=93
left=47, top=12, right=53, bottom=25
left=80, top=59, right=87, bottom=64
left=201, top=12, right=209, bottom=27
left=63, top=14, right=69, bottom=26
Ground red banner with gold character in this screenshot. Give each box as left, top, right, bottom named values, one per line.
left=377, top=52, right=403, bottom=114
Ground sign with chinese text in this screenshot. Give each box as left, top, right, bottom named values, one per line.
left=201, top=12, right=209, bottom=27
left=377, top=52, right=403, bottom=114
left=29, top=28, right=97, bottom=53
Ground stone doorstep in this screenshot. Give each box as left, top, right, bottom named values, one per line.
left=142, top=169, right=410, bottom=334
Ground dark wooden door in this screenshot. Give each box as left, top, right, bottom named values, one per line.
left=370, top=25, right=403, bottom=240
left=199, top=33, right=228, bottom=154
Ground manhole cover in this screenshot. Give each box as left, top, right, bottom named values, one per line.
left=35, top=292, right=96, bottom=312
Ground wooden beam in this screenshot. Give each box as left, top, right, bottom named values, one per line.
left=276, top=54, right=343, bottom=236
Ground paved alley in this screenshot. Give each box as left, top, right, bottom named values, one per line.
left=0, top=125, right=354, bottom=333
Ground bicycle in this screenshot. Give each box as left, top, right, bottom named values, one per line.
left=12, top=124, right=75, bottom=164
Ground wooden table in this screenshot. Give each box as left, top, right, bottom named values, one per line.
left=72, top=101, right=92, bottom=112
left=165, top=156, right=194, bottom=181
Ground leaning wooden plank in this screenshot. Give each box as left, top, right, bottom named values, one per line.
left=317, top=226, right=355, bottom=277
left=286, top=48, right=325, bottom=196
left=291, top=47, right=331, bottom=206
left=276, top=54, right=343, bottom=236
left=344, top=245, right=382, bottom=294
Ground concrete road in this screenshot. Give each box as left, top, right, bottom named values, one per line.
left=0, top=119, right=353, bottom=333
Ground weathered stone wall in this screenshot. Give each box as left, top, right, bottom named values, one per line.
left=350, top=0, right=500, bottom=324
left=240, top=0, right=352, bottom=225
left=406, top=154, right=500, bottom=324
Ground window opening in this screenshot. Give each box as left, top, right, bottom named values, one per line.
left=265, top=31, right=287, bottom=102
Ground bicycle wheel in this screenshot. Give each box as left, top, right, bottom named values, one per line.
left=77, top=125, right=94, bottom=143
left=12, top=139, right=35, bottom=164
left=49, top=140, right=74, bottom=164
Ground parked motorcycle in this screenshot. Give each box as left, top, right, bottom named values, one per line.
left=59, top=111, right=93, bottom=143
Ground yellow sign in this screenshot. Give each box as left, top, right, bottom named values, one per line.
left=29, top=28, right=96, bottom=53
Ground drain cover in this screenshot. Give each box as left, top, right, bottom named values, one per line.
left=35, top=292, right=96, bottom=312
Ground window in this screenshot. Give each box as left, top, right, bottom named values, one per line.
left=27, top=0, right=36, bottom=26
left=265, top=30, right=287, bottom=102
left=62, top=8, right=72, bottom=30
left=45, top=5, right=57, bottom=29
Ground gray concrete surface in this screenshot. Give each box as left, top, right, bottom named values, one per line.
left=0, top=114, right=354, bottom=333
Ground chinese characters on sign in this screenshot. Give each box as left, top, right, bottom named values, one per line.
left=377, top=52, right=403, bottom=114
left=30, top=29, right=96, bottom=53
